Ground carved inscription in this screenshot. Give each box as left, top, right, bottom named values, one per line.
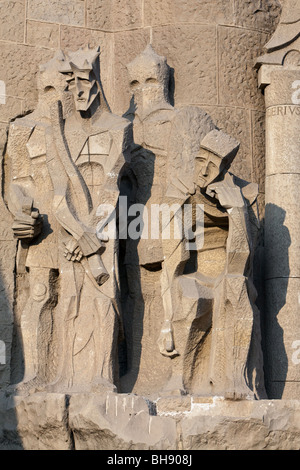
left=267, top=105, right=300, bottom=117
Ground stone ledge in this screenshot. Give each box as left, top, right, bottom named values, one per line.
left=1, top=391, right=300, bottom=450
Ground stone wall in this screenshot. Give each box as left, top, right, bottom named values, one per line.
left=0, top=0, right=282, bottom=388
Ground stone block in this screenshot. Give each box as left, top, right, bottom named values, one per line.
left=0, top=42, right=54, bottom=111
left=156, top=396, right=192, bottom=414
left=144, top=0, right=234, bottom=26
left=27, top=0, right=85, bottom=26
left=265, top=278, right=300, bottom=395
left=218, top=26, right=268, bottom=110
left=234, top=0, right=282, bottom=33
left=265, top=107, right=300, bottom=176
left=112, top=29, right=150, bottom=114
left=69, top=392, right=177, bottom=450
left=0, top=392, right=72, bottom=449
left=26, top=20, right=60, bottom=49
left=0, top=0, right=25, bottom=43
left=86, top=0, right=142, bottom=31
left=265, top=174, right=300, bottom=278
left=152, top=24, right=217, bottom=107
left=0, top=96, right=22, bottom=123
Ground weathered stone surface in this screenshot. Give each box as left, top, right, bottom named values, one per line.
left=0, top=392, right=72, bottom=450
left=144, top=0, right=234, bottom=26
left=234, top=0, right=281, bottom=32
left=26, top=21, right=60, bottom=50
left=0, top=123, right=8, bottom=153
left=180, top=399, right=300, bottom=450
left=252, top=109, right=266, bottom=194
left=1, top=393, right=300, bottom=450
left=0, top=43, right=54, bottom=112
left=0, top=0, right=25, bottom=43
left=218, top=26, right=268, bottom=110
left=69, top=392, right=177, bottom=450
left=112, top=29, right=150, bottom=114
left=27, top=0, right=85, bottom=26
left=0, top=96, right=22, bottom=123
left=152, top=24, right=217, bottom=107
left=87, top=0, right=142, bottom=31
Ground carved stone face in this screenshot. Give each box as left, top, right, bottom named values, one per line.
left=127, top=45, right=171, bottom=117
left=196, top=151, right=224, bottom=189
left=66, top=68, right=99, bottom=112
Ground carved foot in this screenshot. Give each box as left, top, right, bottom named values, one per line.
left=6, top=376, right=46, bottom=395
left=91, top=377, right=117, bottom=393
left=158, top=321, right=179, bottom=358
left=46, top=377, right=75, bottom=393
left=224, top=389, right=255, bottom=401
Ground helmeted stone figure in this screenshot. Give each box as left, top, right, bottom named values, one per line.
left=5, top=47, right=133, bottom=393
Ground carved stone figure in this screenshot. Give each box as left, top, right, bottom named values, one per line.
left=120, top=45, right=265, bottom=398
left=5, top=47, right=132, bottom=393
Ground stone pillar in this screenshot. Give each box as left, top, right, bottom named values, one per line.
left=257, top=1, right=300, bottom=398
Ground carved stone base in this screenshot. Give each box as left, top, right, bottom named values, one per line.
left=1, top=391, right=300, bottom=450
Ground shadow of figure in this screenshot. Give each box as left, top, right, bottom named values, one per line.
left=263, top=203, right=290, bottom=399
left=118, top=125, right=157, bottom=392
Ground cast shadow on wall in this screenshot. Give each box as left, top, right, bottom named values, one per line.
left=261, top=203, right=290, bottom=399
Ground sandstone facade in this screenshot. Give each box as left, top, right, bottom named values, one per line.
left=2, top=0, right=300, bottom=452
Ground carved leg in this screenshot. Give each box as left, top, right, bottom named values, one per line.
left=158, top=237, right=189, bottom=357
left=209, top=275, right=255, bottom=399
left=92, top=296, right=118, bottom=392
left=16, top=267, right=53, bottom=392
left=47, top=262, right=83, bottom=392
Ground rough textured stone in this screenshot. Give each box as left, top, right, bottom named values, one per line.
left=1, top=393, right=300, bottom=450
left=112, top=29, right=150, bottom=114
left=0, top=43, right=54, bottom=112
left=152, top=24, right=217, bottom=107
left=218, top=26, right=268, bottom=110
left=234, top=0, right=282, bottom=32
left=0, top=96, right=22, bottom=123
left=0, top=392, right=72, bottom=450
left=252, top=109, right=266, bottom=194
left=0, top=0, right=25, bottom=43
left=69, top=392, right=177, bottom=450
left=144, top=0, right=234, bottom=26
left=27, top=0, right=85, bottom=26
left=87, top=0, right=143, bottom=31
left=26, top=21, right=60, bottom=49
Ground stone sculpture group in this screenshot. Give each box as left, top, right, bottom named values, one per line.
left=4, top=44, right=266, bottom=401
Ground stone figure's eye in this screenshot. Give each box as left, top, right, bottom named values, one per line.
left=44, top=86, right=55, bottom=93
left=146, top=78, right=157, bottom=83
left=130, top=80, right=139, bottom=88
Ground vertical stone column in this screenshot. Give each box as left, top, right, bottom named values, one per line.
left=257, top=1, right=300, bottom=398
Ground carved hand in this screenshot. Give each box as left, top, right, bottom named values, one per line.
left=12, top=209, right=42, bottom=240
left=64, top=238, right=83, bottom=262
left=206, top=174, right=245, bottom=210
